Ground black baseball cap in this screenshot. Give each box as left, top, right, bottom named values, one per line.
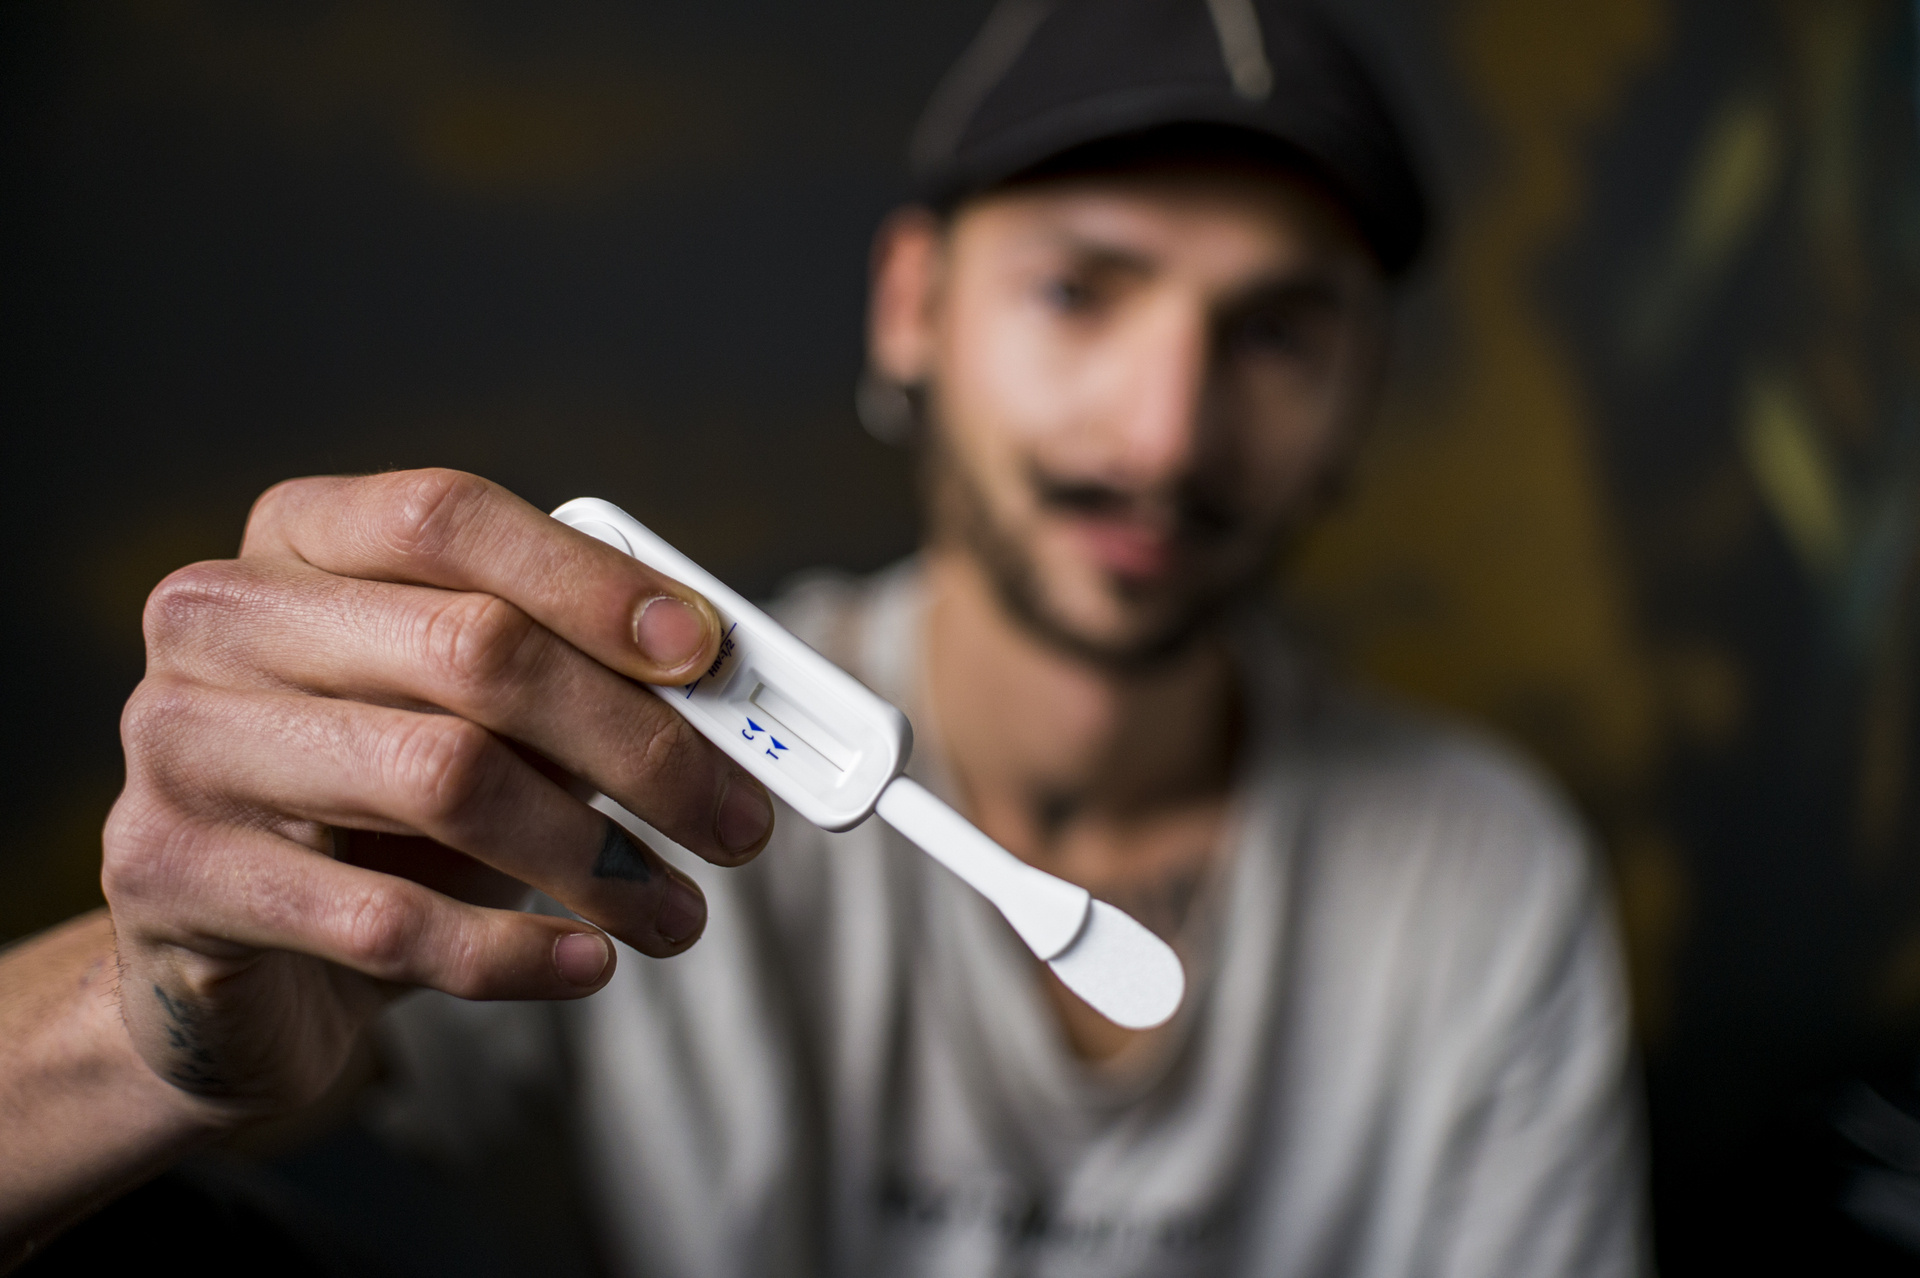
left=908, top=0, right=1430, bottom=276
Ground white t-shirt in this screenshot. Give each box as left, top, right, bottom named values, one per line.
left=374, top=561, right=1647, bottom=1277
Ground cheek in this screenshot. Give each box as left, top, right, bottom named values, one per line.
left=940, top=288, right=1106, bottom=456
left=930, top=323, right=1048, bottom=526
left=1214, top=383, right=1349, bottom=513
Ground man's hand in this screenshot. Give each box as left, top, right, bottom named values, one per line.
left=102, top=469, right=776, bottom=1118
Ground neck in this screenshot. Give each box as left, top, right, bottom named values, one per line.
left=919, top=548, right=1239, bottom=852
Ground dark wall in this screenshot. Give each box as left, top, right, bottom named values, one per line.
left=4, top=0, right=1919, bottom=1271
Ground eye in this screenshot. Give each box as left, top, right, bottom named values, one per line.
left=1039, top=275, right=1103, bottom=316
left=1228, top=308, right=1308, bottom=355
left=1223, top=303, right=1338, bottom=366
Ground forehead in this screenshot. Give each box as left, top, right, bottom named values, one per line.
left=947, top=162, right=1377, bottom=285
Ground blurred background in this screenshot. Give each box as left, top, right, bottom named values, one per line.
left=2, top=0, right=1918, bottom=1272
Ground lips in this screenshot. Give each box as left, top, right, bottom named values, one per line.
left=1024, top=461, right=1238, bottom=583
left=1068, top=517, right=1179, bottom=579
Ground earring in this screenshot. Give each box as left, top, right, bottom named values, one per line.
left=855, top=368, right=918, bottom=445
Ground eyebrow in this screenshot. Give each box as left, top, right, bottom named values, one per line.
left=1222, top=274, right=1346, bottom=315
left=1041, top=230, right=1159, bottom=279
left=1038, top=229, right=1349, bottom=311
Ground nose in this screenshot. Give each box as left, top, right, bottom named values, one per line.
left=1105, top=296, right=1210, bottom=487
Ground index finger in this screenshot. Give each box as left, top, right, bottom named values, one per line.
left=243, top=469, right=721, bottom=685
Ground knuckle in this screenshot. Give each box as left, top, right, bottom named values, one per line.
left=376, top=468, right=493, bottom=565
left=628, top=705, right=706, bottom=795
left=142, top=560, right=248, bottom=654
left=119, top=676, right=198, bottom=762
left=99, top=792, right=175, bottom=900
left=100, top=795, right=211, bottom=907
left=422, top=593, right=544, bottom=705
left=387, top=714, right=503, bottom=828
left=340, top=881, right=429, bottom=978
left=432, top=926, right=496, bottom=1001
left=241, top=476, right=313, bottom=548
left=118, top=679, right=262, bottom=820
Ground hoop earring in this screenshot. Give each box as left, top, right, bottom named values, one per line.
left=855, top=368, right=919, bottom=445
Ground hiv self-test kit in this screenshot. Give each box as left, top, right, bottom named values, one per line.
left=552, top=498, right=1186, bottom=1030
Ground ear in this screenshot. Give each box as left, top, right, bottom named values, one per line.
left=867, top=206, right=946, bottom=385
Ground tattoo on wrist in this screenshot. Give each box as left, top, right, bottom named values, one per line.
left=592, top=821, right=653, bottom=883
left=152, top=984, right=227, bottom=1092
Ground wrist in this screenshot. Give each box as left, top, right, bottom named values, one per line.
left=90, top=953, right=276, bottom=1139
left=0, top=912, right=238, bottom=1261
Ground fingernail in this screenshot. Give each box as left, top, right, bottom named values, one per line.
left=635, top=596, right=708, bottom=672
left=715, top=773, right=774, bottom=855
left=554, top=932, right=612, bottom=986
left=655, top=879, right=706, bottom=945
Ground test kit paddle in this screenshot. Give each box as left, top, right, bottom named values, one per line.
left=553, top=498, right=1186, bottom=1030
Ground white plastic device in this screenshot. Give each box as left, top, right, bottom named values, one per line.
left=552, top=497, right=1186, bottom=1030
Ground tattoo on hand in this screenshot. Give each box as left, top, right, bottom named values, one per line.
left=152, top=984, right=227, bottom=1092
left=592, top=821, right=653, bottom=883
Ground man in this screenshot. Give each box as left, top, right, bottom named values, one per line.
left=0, top=1, right=1645, bottom=1273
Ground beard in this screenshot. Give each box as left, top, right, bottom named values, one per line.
left=921, top=417, right=1289, bottom=673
